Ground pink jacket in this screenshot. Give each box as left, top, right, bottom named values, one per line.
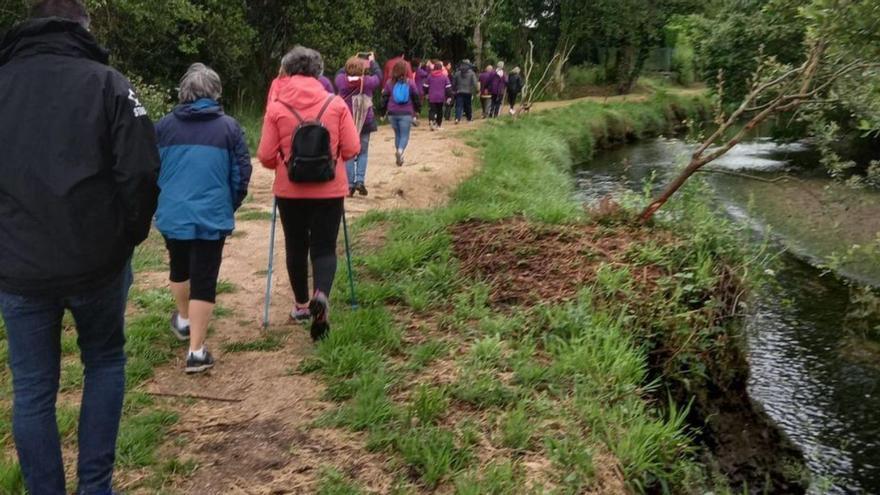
left=258, top=76, right=360, bottom=199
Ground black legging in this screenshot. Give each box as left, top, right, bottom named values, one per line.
left=277, top=197, right=343, bottom=305
left=507, top=91, right=520, bottom=110
left=490, top=94, right=504, bottom=117
left=429, top=102, right=445, bottom=127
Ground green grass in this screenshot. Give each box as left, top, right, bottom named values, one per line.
left=297, top=90, right=767, bottom=493
left=222, top=332, right=286, bottom=353
left=236, top=208, right=274, bottom=221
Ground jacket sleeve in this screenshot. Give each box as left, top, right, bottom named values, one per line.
left=337, top=101, right=361, bottom=161
left=444, top=77, right=453, bottom=99
left=107, top=73, right=160, bottom=247
left=230, top=123, right=253, bottom=210
left=257, top=108, right=281, bottom=169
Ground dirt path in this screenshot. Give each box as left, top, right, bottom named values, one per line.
left=140, top=117, right=482, bottom=494
left=137, top=90, right=686, bottom=493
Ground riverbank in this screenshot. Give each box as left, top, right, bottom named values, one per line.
left=305, top=92, right=807, bottom=493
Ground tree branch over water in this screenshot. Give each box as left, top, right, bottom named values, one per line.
left=639, top=28, right=875, bottom=223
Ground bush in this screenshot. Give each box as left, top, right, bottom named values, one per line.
left=671, top=42, right=696, bottom=86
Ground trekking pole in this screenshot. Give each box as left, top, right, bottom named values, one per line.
left=341, top=207, right=358, bottom=309
left=262, top=198, right=278, bottom=329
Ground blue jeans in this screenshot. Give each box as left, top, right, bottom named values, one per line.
left=455, top=94, right=473, bottom=121
left=0, top=264, right=132, bottom=495
left=345, top=131, right=371, bottom=186
left=388, top=114, right=413, bottom=152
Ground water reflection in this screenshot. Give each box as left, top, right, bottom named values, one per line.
left=574, top=138, right=880, bottom=493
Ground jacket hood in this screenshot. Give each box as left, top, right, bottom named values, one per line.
left=173, top=99, right=224, bottom=121
left=0, top=17, right=108, bottom=67
left=430, top=69, right=445, bottom=77
left=274, top=75, right=330, bottom=107
left=457, top=64, right=474, bottom=74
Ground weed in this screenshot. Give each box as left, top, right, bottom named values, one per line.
left=0, top=457, right=25, bottom=495
left=545, top=434, right=596, bottom=492
left=236, top=209, right=274, bottom=221
left=395, top=426, right=472, bottom=488
left=215, top=280, right=238, bottom=294
left=407, top=385, right=449, bottom=425
left=317, top=467, right=365, bottom=495
left=222, top=332, right=286, bottom=353
left=454, top=460, right=523, bottom=495
left=499, top=403, right=534, bottom=451
left=406, top=341, right=448, bottom=371
left=116, top=410, right=179, bottom=467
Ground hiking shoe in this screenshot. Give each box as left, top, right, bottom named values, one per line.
left=169, top=311, right=190, bottom=341
left=395, top=150, right=404, bottom=167
left=454, top=119, right=460, bottom=125
left=185, top=349, right=214, bottom=374
left=356, top=182, right=368, bottom=196
left=348, top=186, right=356, bottom=197
left=289, top=306, right=311, bottom=324
left=309, top=291, right=330, bottom=341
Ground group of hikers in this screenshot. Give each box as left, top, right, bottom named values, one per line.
left=0, top=1, right=530, bottom=494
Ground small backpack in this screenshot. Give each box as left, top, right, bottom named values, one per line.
left=392, top=80, right=410, bottom=104
left=277, top=95, right=336, bottom=183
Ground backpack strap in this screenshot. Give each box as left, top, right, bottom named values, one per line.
left=315, top=95, right=335, bottom=122
left=275, top=99, right=305, bottom=126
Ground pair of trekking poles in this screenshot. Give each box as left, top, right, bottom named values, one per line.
left=261, top=198, right=358, bottom=329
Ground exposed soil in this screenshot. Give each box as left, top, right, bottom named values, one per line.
left=450, top=217, right=675, bottom=306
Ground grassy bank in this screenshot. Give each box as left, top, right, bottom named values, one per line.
left=299, top=92, right=804, bottom=493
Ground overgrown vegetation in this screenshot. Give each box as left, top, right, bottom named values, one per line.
left=295, top=92, right=803, bottom=492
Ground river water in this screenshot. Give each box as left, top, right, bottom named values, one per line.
left=574, top=138, right=880, bottom=494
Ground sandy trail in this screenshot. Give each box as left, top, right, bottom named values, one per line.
left=140, top=116, right=482, bottom=494
left=136, top=92, right=667, bottom=493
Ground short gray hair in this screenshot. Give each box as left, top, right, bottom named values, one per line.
left=178, top=63, right=222, bottom=103
left=280, top=46, right=324, bottom=78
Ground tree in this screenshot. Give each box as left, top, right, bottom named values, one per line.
left=641, top=0, right=880, bottom=222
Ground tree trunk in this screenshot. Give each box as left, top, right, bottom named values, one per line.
left=618, top=42, right=650, bottom=94
left=551, top=38, right=570, bottom=96
left=613, top=45, right=635, bottom=94
left=473, top=22, right=483, bottom=69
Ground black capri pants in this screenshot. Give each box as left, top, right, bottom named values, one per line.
left=164, top=237, right=226, bottom=303
left=277, top=197, right=344, bottom=305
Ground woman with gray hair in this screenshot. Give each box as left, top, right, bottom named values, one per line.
left=155, top=63, right=253, bottom=373
left=258, top=46, right=360, bottom=341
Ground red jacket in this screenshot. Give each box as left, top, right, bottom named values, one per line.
left=383, top=55, right=414, bottom=88
left=258, top=76, right=360, bottom=199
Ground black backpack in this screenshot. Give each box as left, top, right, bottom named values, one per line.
left=277, top=95, right=336, bottom=183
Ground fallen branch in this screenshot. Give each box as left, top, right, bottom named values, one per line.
left=147, top=391, right=244, bottom=403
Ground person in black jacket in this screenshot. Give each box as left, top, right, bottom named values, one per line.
left=507, top=67, right=524, bottom=115
left=0, top=1, right=160, bottom=494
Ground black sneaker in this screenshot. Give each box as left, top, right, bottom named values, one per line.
left=169, top=311, right=190, bottom=341
left=185, top=349, right=215, bottom=374
left=309, top=291, right=330, bottom=341
left=348, top=186, right=356, bottom=197
left=356, top=182, right=368, bottom=196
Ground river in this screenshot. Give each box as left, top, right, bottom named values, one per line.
left=574, top=138, right=880, bottom=494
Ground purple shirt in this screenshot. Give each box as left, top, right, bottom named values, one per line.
left=488, top=70, right=507, bottom=96
left=478, top=71, right=493, bottom=95
left=383, top=80, right=421, bottom=116
left=319, top=75, right=334, bottom=94
left=423, top=71, right=452, bottom=104
left=335, top=69, right=380, bottom=132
